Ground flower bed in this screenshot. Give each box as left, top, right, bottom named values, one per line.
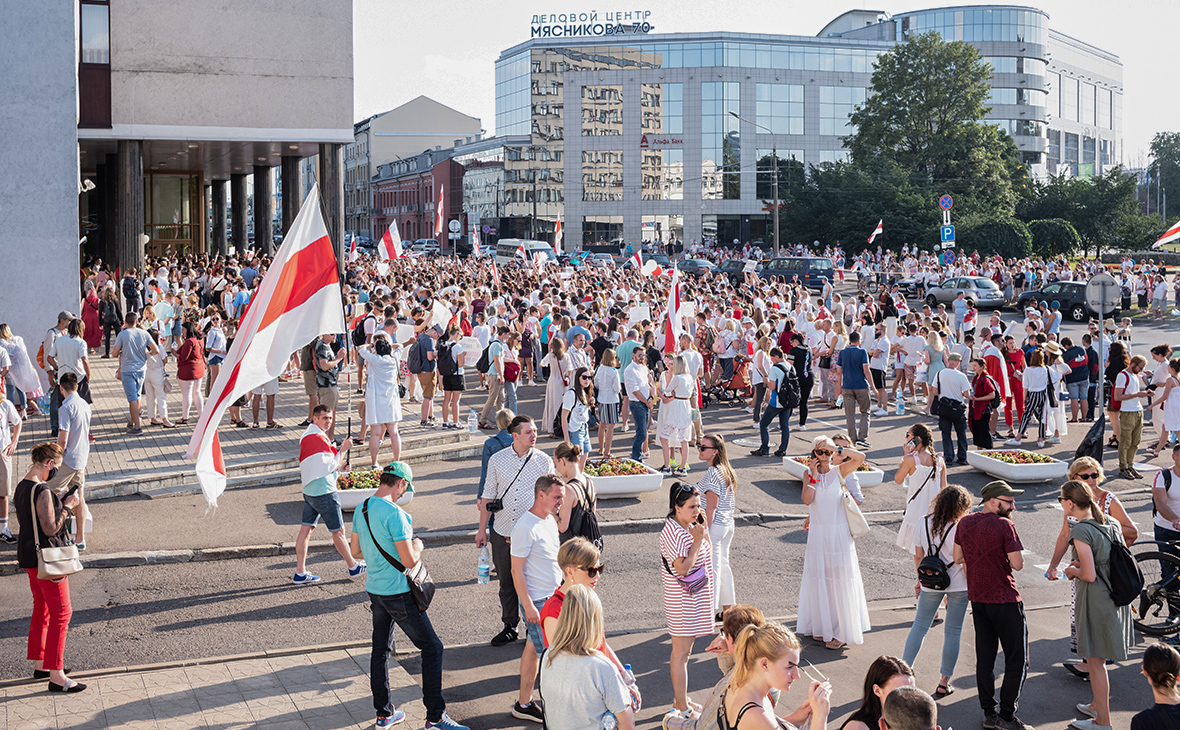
left=782, top=456, right=884, bottom=487
left=585, top=458, right=665, bottom=499
left=336, top=469, right=414, bottom=511
left=965, top=449, right=1068, bottom=483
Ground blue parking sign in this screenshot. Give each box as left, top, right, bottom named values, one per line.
left=940, top=225, right=955, bottom=242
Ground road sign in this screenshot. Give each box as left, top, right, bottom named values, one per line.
left=482, top=225, right=490, bottom=234
left=448, top=231, right=461, bottom=240
left=938, top=194, right=954, bottom=210
left=942, top=210, right=951, bottom=226
left=940, top=225, right=956, bottom=242
left=1085, top=272, right=1120, bottom=315
left=448, top=219, right=461, bottom=233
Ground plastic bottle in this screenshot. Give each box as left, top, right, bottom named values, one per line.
left=468, top=409, right=479, bottom=434
left=896, top=396, right=905, bottom=416
left=477, top=544, right=491, bottom=585
left=599, top=712, right=618, bottom=730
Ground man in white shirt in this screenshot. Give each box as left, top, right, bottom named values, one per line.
left=508, top=473, right=564, bottom=724
left=625, top=346, right=654, bottom=461
left=46, top=373, right=92, bottom=549
left=1114, top=354, right=1151, bottom=480
left=933, top=352, right=972, bottom=465
left=0, top=388, right=22, bottom=542
left=864, top=322, right=891, bottom=415
left=1151, top=447, right=1180, bottom=591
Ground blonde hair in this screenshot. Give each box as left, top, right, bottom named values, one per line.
left=810, top=435, right=837, bottom=455
left=729, top=621, right=801, bottom=690
left=0, top=323, right=12, bottom=342
left=557, top=536, right=600, bottom=572
left=672, top=354, right=689, bottom=377
left=927, top=330, right=945, bottom=352
left=1068, top=456, right=1105, bottom=484
left=546, top=584, right=604, bottom=666
left=601, top=349, right=618, bottom=368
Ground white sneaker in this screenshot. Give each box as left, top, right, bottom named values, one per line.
left=1003, top=438, right=1022, bottom=447
left=1047, top=436, right=1062, bottom=444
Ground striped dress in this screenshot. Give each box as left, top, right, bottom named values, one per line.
left=659, top=519, right=714, bottom=637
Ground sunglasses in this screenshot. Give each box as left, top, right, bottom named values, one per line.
left=813, top=449, right=832, bottom=456
left=581, top=564, right=606, bottom=578
left=580, top=376, right=592, bottom=381
left=697, top=442, right=716, bottom=451
left=1076, top=472, right=1099, bottom=480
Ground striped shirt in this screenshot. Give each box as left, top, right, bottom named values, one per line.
left=698, top=466, right=735, bottom=527
left=659, top=519, right=714, bottom=637
left=484, top=446, right=555, bottom=538
left=299, top=424, right=339, bottom=497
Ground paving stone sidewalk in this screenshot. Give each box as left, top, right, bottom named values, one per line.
left=0, top=648, right=424, bottom=730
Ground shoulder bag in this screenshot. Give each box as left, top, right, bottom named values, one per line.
left=31, top=485, right=83, bottom=581
left=486, top=452, right=533, bottom=513
left=361, top=498, right=435, bottom=612
left=840, top=471, right=871, bottom=539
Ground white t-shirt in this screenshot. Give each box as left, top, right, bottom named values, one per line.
left=509, top=511, right=563, bottom=603
left=903, top=335, right=926, bottom=366
left=474, top=324, right=491, bottom=350
left=594, top=365, right=621, bottom=404
left=1116, top=370, right=1144, bottom=412
left=751, top=349, right=770, bottom=385
left=934, top=367, right=971, bottom=402
left=866, top=335, right=890, bottom=370
left=681, top=349, right=704, bottom=379
left=0, top=399, right=20, bottom=451
left=1154, top=469, right=1180, bottom=530
left=58, top=392, right=92, bottom=470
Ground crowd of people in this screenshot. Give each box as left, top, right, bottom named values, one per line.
left=4, top=240, right=1179, bottom=730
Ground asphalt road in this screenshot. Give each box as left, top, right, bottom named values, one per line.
left=0, top=300, right=1173, bottom=729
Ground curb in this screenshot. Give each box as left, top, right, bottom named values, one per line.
left=0, top=512, right=810, bottom=576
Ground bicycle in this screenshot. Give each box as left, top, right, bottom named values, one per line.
left=1132, top=541, right=1180, bottom=637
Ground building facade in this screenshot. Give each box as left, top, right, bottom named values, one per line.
left=371, top=149, right=466, bottom=252
left=494, top=5, right=1123, bottom=250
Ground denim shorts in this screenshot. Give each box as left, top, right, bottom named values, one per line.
left=301, top=492, right=345, bottom=532
left=1065, top=380, right=1088, bottom=402
left=520, top=597, right=548, bottom=655
left=208, top=355, right=225, bottom=366
left=121, top=370, right=145, bottom=402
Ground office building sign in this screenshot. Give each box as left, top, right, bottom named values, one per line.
left=640, top=134, right=683, bottom=148
left=530, top=10, right=654, bottom=38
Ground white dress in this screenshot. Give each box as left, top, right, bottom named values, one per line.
left=359, top=347, right=403, bottom=425
left=0, top=336, right=43, bottom=396
left=895, top=459, right=939, bottom=554
left=658, top=373, right=694, bottom=443
left=1046, top=363, right=1070, bottom=437
left=1164, top=379, right=1180, bottom=432
left=796, top=469, right=872, bottom=645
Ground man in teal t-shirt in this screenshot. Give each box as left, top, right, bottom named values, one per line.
left=350, top=462, right=469, bottom=730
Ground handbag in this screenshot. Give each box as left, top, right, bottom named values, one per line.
left=661, top=554, right=709, bottom=594
left=839, top=471, right=871, bottom=539
left=30, top=485, right=83, bottom=581
left=362, top=498, right=435, bottom=611
left=163, top=376, right=173, bottom=394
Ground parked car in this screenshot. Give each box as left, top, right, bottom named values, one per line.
left=718, top=259, right=763, bottom=285
left=1017, top=280, right=1119, bottom=321
left=622, top=253, right=672, bottom=271
left=586, top=253, right=616, bottom=268
left=924, top=276, right=1007, bottom=310
left=411, top=239, right=440, bottom=255
left=676, top=258, right=718, bottom=277
left=760, top=256, right=836, bottom=287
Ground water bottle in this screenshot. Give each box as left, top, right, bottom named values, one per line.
left=599, top=712, right=618, bottom=730
left=467, top=409, right=479, bottom=434
left=896, top=396, right=905, bottom=416
left=477, top=545, right=491, bottom=585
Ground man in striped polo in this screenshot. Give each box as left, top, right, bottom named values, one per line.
left=292, top=404, right=366, bottom=584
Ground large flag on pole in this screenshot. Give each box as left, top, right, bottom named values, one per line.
left=515, top=242, right=527, bottom=261
left=663, top=267, right=682, bottom=354
left=1152, top=219, right=1180, bottom=250
left=471, top=224, right=481, bottom=257
left=491, top=260, right=502, bottom=288
left=867, top=219, right=883, bottom=245
left=379, top=220, right=402, bottom=261
left=347, top=234, right=359, bottom=264
left=185, top=184, right=345, bottom=507
left=554, top=217, right=563, bottom=249
left=632, top=250, right=642, bottom=271
left=434, top=186, right=445, bottom=239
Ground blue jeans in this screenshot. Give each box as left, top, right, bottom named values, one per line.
left=940, top=412, right=968, bottom=463
left=6, top=379, right=26, bottom=409
left=759, top=406, right=792, bottom=453
left=630, top=401, right=650, bottom=460
left=49, top=383, right=61, bottom=433
left=505, top=381, right=518, bottom=413
left=369, top=591, right=446, bottom=722
left=570, top=424, right=590, bottom=453
left=903, top=590, right=969, bottom=678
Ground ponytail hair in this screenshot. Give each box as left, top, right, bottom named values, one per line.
left=1061, top=479, right=1105, bottom=524
left=728, top=621, right=800, bottom=690
left=1144, top=643, right=1180, bottom=690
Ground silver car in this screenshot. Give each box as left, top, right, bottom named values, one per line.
left=923, top=276, right=1007, bottom=309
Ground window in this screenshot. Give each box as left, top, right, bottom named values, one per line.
left=756, top=149, right=803, bottom=201
left=581, top=151, right=623, bottom=202
left=642, top=215, right=683, bottom=245
left=702, top=82, right=740, bottom=200
left=641, top=149, right=683, bottom=200
left=80, top=2, right=110, bottom=64
left=1048, top=129, right=1061, bottom=166
left=582, top=216, right=623, bottom=246
left=1061, top=76, right=1079, bottom=122
left=755, top=84, right=804, bottom=136
left=1081, top=82, right=1096, bottom=126
left=1097, top=88, right=1112, bottom=130
left=1083, top=137, right=1096, bottom=165
left=817, top=150, right=850, bottom=166
left=1100, top=139, right=1111, bottom=167
left=581, top=85, right=623, bottom=136
left=1064, top=132, right=1079, bottom=175
left=641, top=83, right=682, bottom=135
left=819, top=87, right=865, bottom=137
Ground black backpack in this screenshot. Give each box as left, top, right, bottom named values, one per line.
left=560, top=478, right=602, bottom=551
left=983, top=373, right=1002, bottom=410
left=1092, top=522, right=1144, bottom=607
left=406, top=335, right=425, bottom=374
left=475, top=340, right=498, bottom=375
left=352, top=314, right=375, bottom=347
left=437, top=342, right=458, bottom=376
left=917, top=517, right=952, bottom=591
left=773, top=363, right=800, bottom=410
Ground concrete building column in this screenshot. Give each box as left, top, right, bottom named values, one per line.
left=98, top=154, right=117, bottom=264
left=253, top=165, right=274, bottom=256
left=114, top=139, right=145, bottom=273
left=281, top=155, right=302, bottom=237
left=211, top=180, right=227, bottom=256
left=230, top=172, right=248, bottom=254
left=319, top=143, right=345, bottom=270
left=201, top=183, right=211, bottom=256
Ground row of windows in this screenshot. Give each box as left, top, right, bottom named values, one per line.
left=982, top=56, right=1047, bottom=76
left=755, top=84, right=804, bottom=136
left=986, top=119, right=1045, bottom=137
left=702, top=82, right=741, bottom=201
left=901, top=8, right=1048, bottom=45
left=515, top=42, right=883, bottom=75
left=819, top=87, right=866, bottom=137
left=1047, top=130, right=1114, bottom=169
left=1049, top=72, right=1118, bottom=130
left=985, top=87, right=1048, bottom=107
left=641, top=83, right=683, bottom=135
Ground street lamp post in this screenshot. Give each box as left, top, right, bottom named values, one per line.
left=729, top=111, right=779, bottom=257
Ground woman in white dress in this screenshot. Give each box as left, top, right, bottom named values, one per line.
left=1149, top=358, right=1180, bottom=458
left=1043, top=342, right=1070, bottom=444
left=358, top=332, right=404, bottom=469
left=893, top=423, right=946, bottom=569
left=541, top=337, right=572, bottom=437
left=797, top=435, right=871, bottom=650
left=658, top=355, right=695, bottom=476
left=0, top=324, right=43, bottom=415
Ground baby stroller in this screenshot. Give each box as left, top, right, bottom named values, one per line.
left=702, top=356, right=751, bottom=408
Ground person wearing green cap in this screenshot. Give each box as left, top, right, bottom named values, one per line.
left=350, top=461, right=470, bottom=730
left=953, top=480, right=1031, bottom=730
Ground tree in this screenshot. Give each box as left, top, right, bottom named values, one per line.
left=1026, top=219, right=1081, bottom=257
left=959, top=216, right=1032, bottom=259
left=1149, top=132, right=1180, bottom=205
left=1016, top=169, right=1144, bottom=254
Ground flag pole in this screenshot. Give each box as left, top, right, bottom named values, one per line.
left=338, top=248, right=353, bottom=469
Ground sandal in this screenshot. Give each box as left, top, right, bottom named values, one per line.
left=934, top=684, right=954, bottom=698
left=824, top=640, right=848, bottom=650
left=1107, top=436, right=1119, bottom=449
left=175, top=419, right=188, bottom=425
left=232, top=419, right=248, bottom=428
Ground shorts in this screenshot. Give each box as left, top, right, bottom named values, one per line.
left=208, top=355, right=224, bottom=366
left=0, top=448, right=11, bottom=497
left=44, top=463, right=85, bottom=491
left=520, top=597, right=548, bottom=655
left=417, top=372, right=437, bottom=398
left=302, top=370, right=318, bottom=397
left=1066, top=380, right=1088, bottom=402
left=301, top=492, right=344, bottom=532
left=317, top=386, right=339, bottom=412
left=871, top=368, right=886, bottom=390
left=121, top=370, right=145, bottom=402
left=597, top=401, right=621, bottom=424
left=903, top=364, right=917, bottom=381
left=1154, top=298, right=1167, bottom=310
left=252, top=378, right=280, bottom=397
left=442, top=374, right=465, bottom=392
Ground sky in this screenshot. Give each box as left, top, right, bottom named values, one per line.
left=354, top=0, right=1177, bottom=165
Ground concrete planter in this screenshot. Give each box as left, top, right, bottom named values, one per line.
left=590, top=462, right=666, bottom=499
left=337, top=484, right=415, bottom=511
left=781, top=456, right=885, bottom=487
left=965, top=450, right=1069, bottom=483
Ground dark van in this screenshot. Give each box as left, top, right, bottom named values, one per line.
left=760, top=256, right=836, bottom=287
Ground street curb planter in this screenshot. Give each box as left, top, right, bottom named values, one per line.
left=965, top=450, right=1069, bottom=483
left=585, top=459, right=665, bottom=499
left=337, top=470, right=415, bottom=511
left=782, top=456, right=885, bottom=487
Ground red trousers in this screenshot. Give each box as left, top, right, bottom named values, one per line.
left=26, top=568, right=72, bottom=671
left=1004, top=381, right=1026, bottom=428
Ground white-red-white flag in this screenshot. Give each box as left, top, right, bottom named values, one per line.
left=491, top=260, right=501, bottom=288
left=1153, top=219, right=1180, bottom=250
left=554, top=217, right=563, bottom=249
left=348, top=235, right=359, bottom=264
left=867, top=219, right=883, bottom=245
left=516, top=243, right=527, bottom=260
left=185, top=184, right=345, bottom=507
left=434, top=185, right=444, bottom=239
left=379, top=220, right=402, bottom=261
left=471, top=224, right=481, bottom=257
left=663, top=267, right=682, bottom=354
left=632, top=250, right=642, bottom=271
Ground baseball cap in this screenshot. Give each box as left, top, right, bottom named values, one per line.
left=382, top=461, right=413, bottom=486
left=980, top=480, right=1024, bottom=503
left=58, top=310, right=76, bottom=322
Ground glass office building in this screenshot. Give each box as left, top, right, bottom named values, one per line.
left=494, top=5, right=1122, bottom=249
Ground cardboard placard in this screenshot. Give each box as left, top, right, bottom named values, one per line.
left=628, top=305, right=652, bottom=322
